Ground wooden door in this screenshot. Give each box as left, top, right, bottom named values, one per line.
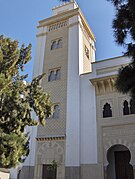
left=42, top=165, right=57, bottom=179
left=115, top=151, right=133, bottom=179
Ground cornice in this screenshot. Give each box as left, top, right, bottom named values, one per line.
left=38, top=8, right=79, bottom=27
left=36, top=32, right=48, bottom=37
left=90, top=75, right=117, bottom=95
left=38, top=8, right=95, bottom=41
left=92, top=55, right=125, bottom=64
left=78, top=8, right=95, bottom=41
left=68, top=21, right=79, bottom=28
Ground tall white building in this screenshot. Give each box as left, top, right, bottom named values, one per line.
left=10, top=1, right=135, bottom=179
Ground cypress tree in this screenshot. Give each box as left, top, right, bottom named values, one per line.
left=0, top=35, right=54, bottom=168
left=107, top=0, right=135, bottom=100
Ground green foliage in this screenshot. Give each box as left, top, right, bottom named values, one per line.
left=0, top=35, right=54, bottom=168
left=115, top=65, right=135, bottom=94
left=108, top=0, right=135, bottom=57
left=48, top=160, right=58, bottom=171
left=107, top=0, right=135, bottom=99
left=0, top=129, right=29, bottom=168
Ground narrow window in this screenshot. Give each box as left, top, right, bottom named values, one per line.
left=53, top=105, right=60, bottom=118
left=48, top=71, right=55, bottom=81
left=85, top=45, right=89, bottom=59
left=42, top=164, right=57, bottom=179
left=51, top=41, right=57, bottom=50
left=123, top=100, right=130, bottom=115
left=103, top=103, right=112, bottom=118
left=130, top=99, right=135, bottom=114
left=55, top=69, right=61, bottom=80
left=57, top=39, right=62, bottom=48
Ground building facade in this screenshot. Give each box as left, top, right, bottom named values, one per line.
left=10, top=1, right=135, bottom=179
left=33, top=2, right=97, bottom=179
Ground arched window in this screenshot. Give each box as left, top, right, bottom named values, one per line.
left=123, top=100, right=130, bottom=115
left=130, top=99, right=135, bottom=114
left=51, top=41, right=57, bottom=50
left=48, top=68, right=61, bottom=82
left=103, top=103, right=112, bottom=118
left=48, top=71, right=55, bottom=81
left=55, top=69, right=61, bottom=80
left=53, top=105, right=60, bottom=118
left=57, top=39, right=62, bottom=48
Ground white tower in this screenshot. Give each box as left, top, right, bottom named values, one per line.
left=27, top=1, right=97, bottom=179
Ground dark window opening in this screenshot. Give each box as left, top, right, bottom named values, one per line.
left=55, top=69, right=61, bottom=80
left=123, top=100, right=130, bottom=115
left=48, top=69, right=61, bottom=82
left=85, top=45, right=89, bottom=59
left=48, top=71, right=56, bottom=81
left=51, top=41, right=57, bottom=50
left=51, top=38, right=63, bottom=50
left=130, top=99, right=135, bottom=114
left=53, top=105, right=60, bottom=118
left=103, top=103, right=112, bottom=118
left=57, top=39, right=62, bottom=48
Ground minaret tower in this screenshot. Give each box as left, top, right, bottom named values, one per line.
left=32, top=1, right=97, bottom=179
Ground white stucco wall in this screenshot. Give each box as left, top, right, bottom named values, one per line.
left=23, top=126, right=37, bottom=166
left=0, top=172, right=10, bottom=179
left=26, top=26, right=47, bottom=166
left=24, top=26, right=47, bottom=167
left=91, top=56, right=131, bottom=79
left=9, top=168, right=17, bottom=179
left=33, top=26, right=47, bottom=78
left=66, top=13, right=98, bottom=166
left=80, top=73, right=97, bottom=164
left=78, top=16, right=84, bottom=75
left=66, top=15, right=80, bottom=167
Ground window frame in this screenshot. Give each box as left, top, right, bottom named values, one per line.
left=48, top=68, right=61, bottom=82
left=50, top=38, right=63, bottom=50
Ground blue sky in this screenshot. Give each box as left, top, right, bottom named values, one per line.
left=0, top=0, right=125, bottom=81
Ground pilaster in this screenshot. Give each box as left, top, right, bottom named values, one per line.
left=65, top=15, right=80, bottom=170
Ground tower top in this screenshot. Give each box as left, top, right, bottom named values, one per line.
left=52, top=0, right=78, bottom=16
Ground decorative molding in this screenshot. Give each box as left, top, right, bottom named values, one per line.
left=90, top=75, right=117, bottom=95
left=37, top=141, right=64, bottom=165
left=38, top=8, right=95, bottom=41
left=119, top=96, right=130, bottom=108
left=101, top=99, right=113, bottom=110
left=48, top=20, right=68, bottom=32
left=103, top=129, right=135, bottom=138
left=96, top=63, right=129, bottom=76
left=103, top=138, right=134, bottom=165
left=38, top=8, right=79, bottom=27
left=104, top=139, right=132, bottom=152
left=36, top=136, right=65, bottom=141
left=68, top=21, right=79, bottom=28
left=36, top=32, right=48, bottom=37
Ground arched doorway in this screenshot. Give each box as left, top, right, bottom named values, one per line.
left=107, top=144, right=134, bottom=179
